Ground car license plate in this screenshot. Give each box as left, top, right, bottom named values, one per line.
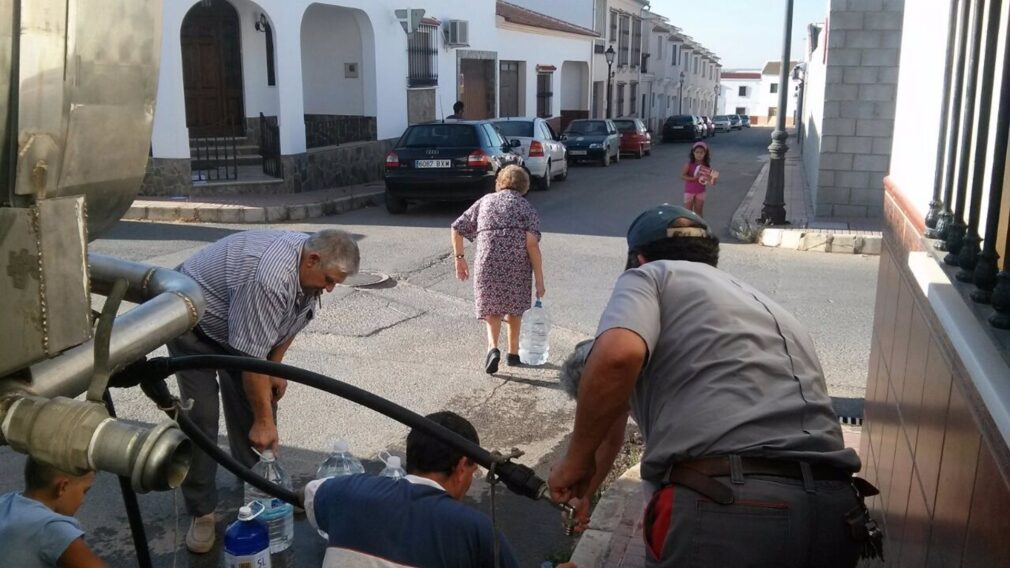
left=415, top=159, right=451, bottom=168
left=569, top=150, right=587, bottom=156
left=671, top=126, right=683, bottom=130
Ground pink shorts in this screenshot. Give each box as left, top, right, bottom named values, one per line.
left=684, top=192, right=706, bottom=206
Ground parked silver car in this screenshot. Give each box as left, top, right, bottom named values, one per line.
left=492, top=117, right=568, bottom=190
left=713, top=115, right=733, bottom=132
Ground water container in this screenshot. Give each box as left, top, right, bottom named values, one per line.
left=379, top=455, right=407, bottom=480
left=243, top=450, right=294, bottom=554
left=224, top=504, right=271, bottom=568
left=519, top=299, right=550, bottom=366
left=314, top=439, right=365, bottom=539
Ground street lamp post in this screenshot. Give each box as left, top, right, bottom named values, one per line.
left=605, top=45, right=616, bottom=119
left=713, top=84, right=720, bottom=115
left=792, top=64, right=806, bottom=152
left=678, top=71, right=685, bottom=114
left=760, top=0, right=794, bottom=226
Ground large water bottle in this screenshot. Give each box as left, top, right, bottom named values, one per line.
left=379, top=455, right=407, bottom=480
left=316, top=439, right=365, bottom=479
left=243, top=450, right=294, bottom=554
left=314, top=440, right=365, bottom=539
left=519, top=298, right=550, bottom=366
left=224, top=504, right=271, bottom=568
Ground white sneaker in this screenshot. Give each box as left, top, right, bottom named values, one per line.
left=186, top=512, right=216, bottom=554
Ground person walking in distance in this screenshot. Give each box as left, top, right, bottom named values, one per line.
left=680, top=142, right=717, bottom=216
left=451, top=165, right=546, bottom=374
left=169, top=229, right=360, bottom=553
left=447, top=100, right=465, bottom=120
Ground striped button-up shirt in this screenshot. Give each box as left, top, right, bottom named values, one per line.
left=179, top=230, right=317, bottom=359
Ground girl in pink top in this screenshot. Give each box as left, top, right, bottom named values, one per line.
left=680, top=141, right=717, bottom=216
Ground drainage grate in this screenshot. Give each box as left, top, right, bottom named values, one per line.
left=839, top=416, right=864, bottom=426
left=339, top=270, right=390, bottom=288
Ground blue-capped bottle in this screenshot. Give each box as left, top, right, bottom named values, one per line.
left=519, top=298, right=550, bottom=365
left=243, top=450, right=294, bottom=553
left=224, top=504, right=271, bottom=568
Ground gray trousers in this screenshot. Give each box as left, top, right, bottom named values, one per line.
left=167, top=331, right=263, bottom=517
left=644, top=474, right=862, bottom=568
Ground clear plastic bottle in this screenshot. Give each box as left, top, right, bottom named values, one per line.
left=316, top=439, right=365, bottom=479
left=243, top=450, right=294, bottom=554
left=379, top=455, right=407, bottom=480
left=314, top=439, right=365, bottom=539
left=519, top=298, right=550, bottom=365
left=224, top=504, right=271, bottom=568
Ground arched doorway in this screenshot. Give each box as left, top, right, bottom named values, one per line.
left=181, top=0, right=245, bottom=136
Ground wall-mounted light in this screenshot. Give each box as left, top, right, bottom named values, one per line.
left=254, top=13, right=269, bottom=32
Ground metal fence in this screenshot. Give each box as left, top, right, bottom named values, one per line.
left=923, top=0, right=1010, bottom=330
left=304, top=115, right=376, bottom=149
left=259, top=113, right=282, bottom=178
left=407, top=23, right=438, bottom=88
left=190, top=130, right=238, bottom=182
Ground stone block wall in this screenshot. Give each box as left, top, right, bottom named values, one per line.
left=815, top=0, right=903, bottom=218
left=138, top=158, right=192, bottom=197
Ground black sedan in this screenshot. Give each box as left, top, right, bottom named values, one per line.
left=662, top=115, right=703, bottom=143
left=562, top=119, right=621, bottom=167
left=383, top=121, right=523, bottom=214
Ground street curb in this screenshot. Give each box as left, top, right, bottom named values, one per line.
left=568, top=464, right=642, bottom=568
left=758, top=228, right=883, bottom=255
left=123, top=189, right=384, bottom=224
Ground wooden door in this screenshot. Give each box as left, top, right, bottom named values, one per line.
left=460, top=59, right=492, bottom=119
left=499, top=61, right=520, bottom=118
left=181, top=0, right=245, bottom=137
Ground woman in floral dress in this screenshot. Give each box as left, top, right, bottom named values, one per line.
left=450, top=165, right=546, bottom=374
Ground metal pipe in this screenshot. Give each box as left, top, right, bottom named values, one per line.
left=935, top=0, right=974, bottom=244
left=16, top=255, right=205, bottom=399
left=925, top=0, right=962, bottom=237
left=955, top=0, right=1003, bottom=281
left=943, top=0, right=986, bottom=264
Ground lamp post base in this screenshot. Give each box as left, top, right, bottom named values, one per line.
left=760, top=129, right=790, bottom=226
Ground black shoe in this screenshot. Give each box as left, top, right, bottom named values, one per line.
left=506, top=354, right=522, bottom=366
left=485, top=348, right=501, bottom=374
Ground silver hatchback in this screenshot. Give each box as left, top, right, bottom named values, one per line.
left=492, top=117, right=568, bottom=191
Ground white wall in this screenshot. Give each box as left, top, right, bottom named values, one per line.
left=802, top=37, right=827, bottom=205
left=300, top=6, right=364, bottom=115
left=237, top=0, right=279, bottom=119
left=561, top=61, right=590, bottom=110
left=719, top=77, right=761, bottom=115
left=759, top=73, right=800, bottom=119
left=497, top=26, right=594, bottom=118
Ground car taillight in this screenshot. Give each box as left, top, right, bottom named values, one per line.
left=385, top=151, right=399, bottom=168
left=529, top=140, right=544, bottom=158
left=467, top=149, right=491, bottom=168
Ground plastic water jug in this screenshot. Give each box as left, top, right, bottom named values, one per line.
left=243, top=450, right=294, bottom=554
left=379, top=453, right=407, bottom=480
left=315, top=439, right=365, bottom=538
left=519, top=298, right=550, bottom=365
left=224, top=503, right=271, bottom=568
left=316, top=439, right=365, bottom=479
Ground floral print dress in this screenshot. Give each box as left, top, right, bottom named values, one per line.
left=451, top=190, right=541, bottom=318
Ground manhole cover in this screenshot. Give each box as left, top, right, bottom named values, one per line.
left=339, top=270, right=390, bottom=288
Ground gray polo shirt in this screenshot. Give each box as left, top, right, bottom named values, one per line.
left=179, top=231, right=316, bottom=359
left=596, top=260, right=860, bottom=484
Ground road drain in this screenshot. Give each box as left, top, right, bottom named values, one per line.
left=339, top=270, right=391, bottom=288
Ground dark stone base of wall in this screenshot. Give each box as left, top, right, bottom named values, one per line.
left=138, top=158, right=192, bottom=197
left=278, top=139, right=396, bottom=194
left=138, top=139, right=395, bottom=197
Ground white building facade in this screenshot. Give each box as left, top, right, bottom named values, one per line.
left=143, top=0, right=596, bottom=196
left=718, top=70, right=762, bottom=119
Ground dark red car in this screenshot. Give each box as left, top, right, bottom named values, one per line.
left=613, top=118, right=652, bottom=159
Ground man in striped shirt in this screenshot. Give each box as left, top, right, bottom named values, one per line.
left=168, top=229, right=360, bottom=554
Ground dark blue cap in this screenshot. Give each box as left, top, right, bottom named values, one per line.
left=627, top=204, right=710, bottom=249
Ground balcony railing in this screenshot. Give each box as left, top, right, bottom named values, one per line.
left=407, top=24, right=438, bottom=88
left=923, top=0, right=1010, bottom=331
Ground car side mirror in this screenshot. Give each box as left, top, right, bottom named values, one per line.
left=560, top=134, right=568, bottom=141
left=501, top=143, right=511, bottom=152
left=510, top=139, right=522, bottom=148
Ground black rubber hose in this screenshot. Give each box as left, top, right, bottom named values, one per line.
left=153, top=355, right=548, bottom=502
left=103, top=391, right=154, bottom=568
left=174, top=409, right=301, bottom=506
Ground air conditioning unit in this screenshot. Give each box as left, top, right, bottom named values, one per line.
left=445, top=20, right=469, bottom=47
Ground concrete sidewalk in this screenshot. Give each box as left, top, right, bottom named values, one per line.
left=568, top=426, right=864, bottom=567
left=729, top=153, right=883, bottom=254
left=124, top=181, right=385, bottom=223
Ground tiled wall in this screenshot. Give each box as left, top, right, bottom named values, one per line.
left=860, top=179, right=1010, bottom=566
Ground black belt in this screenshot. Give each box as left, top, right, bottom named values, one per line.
left=664, top=456, right=854, bottom=505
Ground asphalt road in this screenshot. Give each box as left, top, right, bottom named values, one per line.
left=0, top=127, right=879, bottom=567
